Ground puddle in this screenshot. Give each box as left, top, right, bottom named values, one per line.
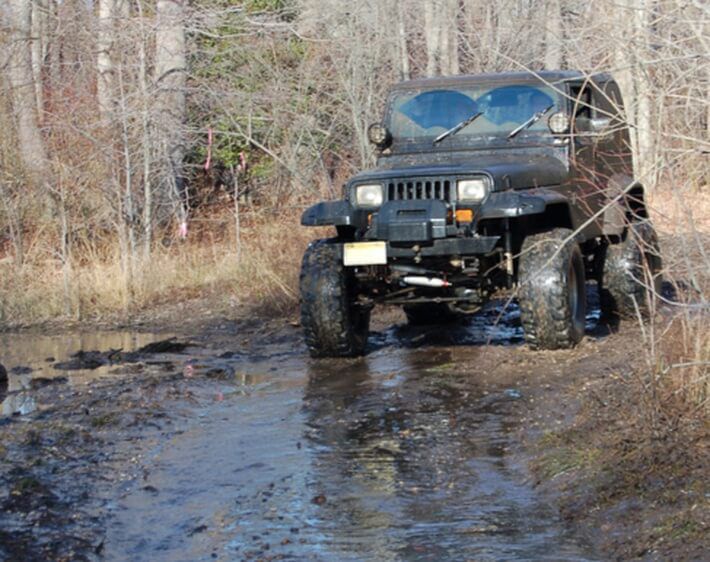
left=0, top=331, right=172, bottom=416
left=1, top=288, right=608, bottom=559
left=101, top=342, right=598, bottom=561
left=377, top=287, right=601, bottom=350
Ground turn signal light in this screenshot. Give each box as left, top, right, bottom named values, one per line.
left=455, top=209, right=474, bottom=223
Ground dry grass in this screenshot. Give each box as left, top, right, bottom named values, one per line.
left=1, top=185, right=707, bottom=334
left=0, top=209, right=322, bottom=328
left=648, top=185, right=710, bottom=237
left=535, top=185, right=709, bottom=558
left=655, top=313, right=709, bottom=410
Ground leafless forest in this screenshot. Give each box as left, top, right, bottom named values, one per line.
left=0, top=1, right=705, bottom=303
left=0, top=1, right=708, bottom=388
left=0, top=3, right=708, bottom=556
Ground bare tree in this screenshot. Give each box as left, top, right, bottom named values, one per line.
left=544, top=0, right=563, bottom=69
left=0, top=0, right=706, bottom=330
left=424, top=1, right=441, bottom=76
left=97, top=0, right=129, bottom=121
left=396, top=0, right=410, bottom=80
left=5, top=0, right=50, bottom=184
left=154, top=0, right=187, bottom=229
left=30, top=0, right=48, bottom=119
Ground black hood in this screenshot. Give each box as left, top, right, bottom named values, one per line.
left=349, top=149, right=568, bottom=191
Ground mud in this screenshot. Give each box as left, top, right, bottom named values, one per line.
left=0, top=294, right=639, bottom=561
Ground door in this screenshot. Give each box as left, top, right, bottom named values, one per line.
left=568, top=80, right=606, bottom=237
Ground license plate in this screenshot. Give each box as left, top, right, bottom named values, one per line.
left=343, top=242, right=387, bottom=266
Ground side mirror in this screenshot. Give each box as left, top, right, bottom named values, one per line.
left=367, top=123, right=392, bottom=149
left=575, top=116, right=612, bottom=137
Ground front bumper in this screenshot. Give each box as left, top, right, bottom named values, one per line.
left=302, top=189, right=564, bottom=229
left=340, top=236, right=500, bottom=265
left=301, top=189, right=567, bottom=259
left=386, top=236, right=499, bottom=257
left=303, top=199, right=500, bottom=258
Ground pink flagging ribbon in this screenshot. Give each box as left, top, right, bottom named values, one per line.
left=204, top=127, right=213, bottom=171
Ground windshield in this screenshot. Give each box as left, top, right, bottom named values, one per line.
left=388, top=84, right=560, bottom=142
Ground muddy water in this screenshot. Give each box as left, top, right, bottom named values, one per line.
left=98, top=305, right=598, bottom=561
left=0, top=331, right=168, bottom=416
left=1, top=300, right=601, bottom=560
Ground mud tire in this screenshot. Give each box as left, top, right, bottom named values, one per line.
left=300, top=239, right=370, bottom=358
left=519, top=228, right=586, bottom=350
left=403, top=303, right=459, bottom=326
left=601, top=222, right=663, bottom=319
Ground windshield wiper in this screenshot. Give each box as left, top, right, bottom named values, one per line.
left=433, top=111, right=483, bottom=145
left=507, top=104, right=554, bottom=139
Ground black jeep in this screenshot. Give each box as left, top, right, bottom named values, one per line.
left=299, top=71, right=662, bottom=357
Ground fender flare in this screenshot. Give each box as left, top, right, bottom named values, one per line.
left=301, top=200, right=368, bottom=228
left=603, top=174, right=647, bottom=236
left=478, top=189, right=571, bottom=220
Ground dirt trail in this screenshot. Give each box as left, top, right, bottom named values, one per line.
left=0, top=298, right=630, bottom=561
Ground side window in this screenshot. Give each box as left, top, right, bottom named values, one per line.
left=569, top=85, right=592, bottom=118
left=602, top=81, right=626, bottom=122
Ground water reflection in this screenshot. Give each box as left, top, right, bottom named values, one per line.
left=2, top=391, right=37, bottom=416
left=0, top=331, right=168, bottom=417
left=376, top=286, right=603, bottom=353
left=299, top=349, right=593, bottom=561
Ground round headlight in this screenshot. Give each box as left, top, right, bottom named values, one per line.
left=457, top=178, right=489, bottom=203
left=367, top=123, right=391, bottom=147
left=548, top=112, right=570, bottom=134
left=354, top=184, right=384, bottom=207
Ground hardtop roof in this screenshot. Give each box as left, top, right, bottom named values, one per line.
left=391, top=70, right=613, bottom=91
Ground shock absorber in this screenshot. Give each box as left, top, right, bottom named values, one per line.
left=504, top=218, right=514, bottom=288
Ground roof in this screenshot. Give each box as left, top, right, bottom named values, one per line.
left=391, top=70, right=613, bottom=91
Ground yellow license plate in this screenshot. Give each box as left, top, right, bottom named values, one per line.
left=343, top=242, right=387, bottom=266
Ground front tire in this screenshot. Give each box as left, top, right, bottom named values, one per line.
left=601, top=222, right=663, bottom=319
left=518, top=228, right=586, bottom=350
left=300, top=239, right=370, bottom=358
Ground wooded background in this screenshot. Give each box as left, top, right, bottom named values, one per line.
left=0, top=0, right=707, bottom=322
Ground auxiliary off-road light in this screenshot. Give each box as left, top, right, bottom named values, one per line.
left=355, top=184, right=384, bottom=207
left=367, top=123, right=391, bottom=147
left=457, top=178, right=489, bottom=203
left=548, top=111, right=571, bottom=134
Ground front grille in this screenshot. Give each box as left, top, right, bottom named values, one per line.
left=387, top=179, right=453, bottom=202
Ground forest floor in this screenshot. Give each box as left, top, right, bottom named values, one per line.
left=0, top=289, right=707, bottom=561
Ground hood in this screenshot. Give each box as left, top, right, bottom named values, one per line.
left=349, top=150, right=568, bottom=191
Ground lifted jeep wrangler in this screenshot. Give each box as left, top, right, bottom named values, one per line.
left=299, top=71, right=662, bottom=357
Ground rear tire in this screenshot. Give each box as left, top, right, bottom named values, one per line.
left=300, top=239, right=370, bottom=358
left=601, top=221, right=663, bottom=319
left=403, top=303, right=459, bottom=326
left=518, top=228, right=586, bottom=350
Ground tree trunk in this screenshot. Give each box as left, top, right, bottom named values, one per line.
left=424, top=1, right=440, bottom=76
left=632, top=0, right=654, bottom=186
left=397, top=0, right=410, bottom=80
left=30, top=0, right=47, bottom=119
left=544, top=0, right=563, bottom=69
left=154, top=0, right=187, bottom=226
left=444, top=0, right=460, bottom=75
left=6, top=0, right=50, bottom=185
left=613, top=0, right=636, bottom=173
left=97, top=0, right=116, bottom=121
